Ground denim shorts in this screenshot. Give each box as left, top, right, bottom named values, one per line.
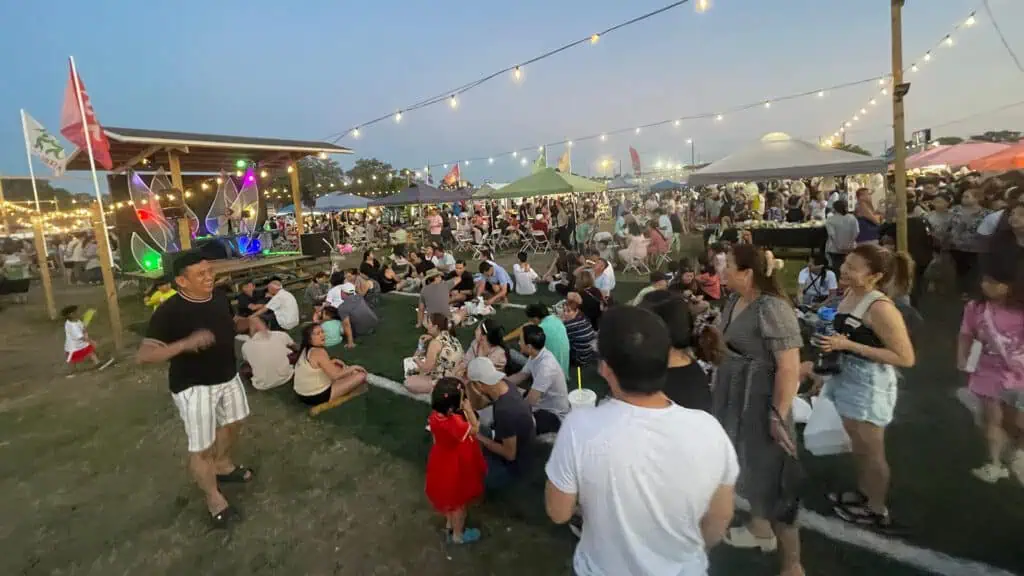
left=1002, top=389, right=1024, bottom=411
left=822, top=353, right=898, bottom=427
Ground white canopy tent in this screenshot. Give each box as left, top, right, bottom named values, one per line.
left=688, top=132, right=887, bottom=186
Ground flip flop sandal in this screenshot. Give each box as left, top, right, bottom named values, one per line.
left=826, top=490, right=867, bottom=506
left=834, top=503, right=893, bottom=530
left=216, top=465, right=255, bottom=484
left=209, top=504, right=236, bottom=529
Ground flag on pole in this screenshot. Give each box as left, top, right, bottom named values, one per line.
left=557, top=149, right=571, bottom=173
left=442, top=164, right=460, bottom=186
left=533, top=147, right=547, bottom=173
left=23, top=112, right=67, bottom=176
left=60, top=62, right=113, bottom=170
left=629, top=146, right=642, bottom=176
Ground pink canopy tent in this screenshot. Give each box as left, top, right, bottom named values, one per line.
left=968, top=140, right=1024, bottom=172
left=906, top=141, right=1010, bottom=169
left=903, top=145, right=950, bottom=169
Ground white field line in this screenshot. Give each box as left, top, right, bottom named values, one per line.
left=391, top=290, right=527, bottom=309
left=362, top=371, right=1018, bottom=576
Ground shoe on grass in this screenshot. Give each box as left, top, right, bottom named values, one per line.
left=971, top=462, right=1009, bottom=484
left=723, top=525, right=777, bottom=552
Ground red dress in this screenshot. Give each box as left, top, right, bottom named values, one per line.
left=425, top=412, right=487, bottom=513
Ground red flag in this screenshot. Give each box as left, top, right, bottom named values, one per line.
left=629, top=146, right=642, bottom=176
left=442, top=164, right=461, bottom=186
left=61, top=61, right=113, bottom=170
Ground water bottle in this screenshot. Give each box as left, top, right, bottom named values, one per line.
left=813, top=307, right=841, bottom=375
left=415, top=338, right=426, bottom=357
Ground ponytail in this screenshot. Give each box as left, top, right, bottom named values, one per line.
left=695, top=325, right=724, bottom=365
left=850, top=244, right=915, bottom=298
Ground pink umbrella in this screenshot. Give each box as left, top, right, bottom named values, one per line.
left=906, top=141, right=1010, bottom=169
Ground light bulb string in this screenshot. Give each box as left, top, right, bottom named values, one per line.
left=323, top=0, right=695, bottom=142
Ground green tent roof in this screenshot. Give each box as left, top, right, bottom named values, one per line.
left=491, top=168, right=604, bottom=199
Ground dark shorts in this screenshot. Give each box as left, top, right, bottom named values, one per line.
left=296, top=388, right=330, bottom=406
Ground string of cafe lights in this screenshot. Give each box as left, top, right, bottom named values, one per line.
left=822, top=7, right=981, bottom=146
left=323, top=0, right=708, bottom=143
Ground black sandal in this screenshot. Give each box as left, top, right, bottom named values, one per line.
left=209, top=504, right=236, bottom=528
left=826, top=490, right=867, bottom=506
left=834, top=503, right=892, bottom=529
left=216, top=465, right=255, bottom=484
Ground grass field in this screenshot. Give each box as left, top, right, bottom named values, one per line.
left=1, top=246, right=1022, bottom=576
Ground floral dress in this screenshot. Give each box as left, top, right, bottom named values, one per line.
left=428, top=331, right=465, bottom=380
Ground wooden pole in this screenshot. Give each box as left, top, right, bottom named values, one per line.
left=289, top=161, right=304, bottom=235
left=91, top=204, right=123, bottom=350
left=890, top=0, right=909, bottom=252
left=31, top=217, right=57, bottom=320
left=0, top=176, right=8, bottom=235
left=167, top=151, right=192, bottom=250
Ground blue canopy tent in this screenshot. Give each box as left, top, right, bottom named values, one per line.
left=650, top=179, right=683, bottom=191
left=276, top=204, right=295, bottom=214
left=315, top=193, right=369, bottom=211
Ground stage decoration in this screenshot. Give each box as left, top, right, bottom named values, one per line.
left=205, top=172, right=240, bottom=236
left=128, top=170, right=176, bottom=253
left=130, top=232, right=163, bottom=273
left=232, top=167, right=260, bottom=236
left=183, top=203, right=200, bottom=239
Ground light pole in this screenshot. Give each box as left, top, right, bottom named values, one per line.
left=890, top=0, right=910, bottom=252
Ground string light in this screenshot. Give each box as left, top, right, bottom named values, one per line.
left=520, top=157, right=528, bottom=166
left=318, top=152, right=329, bottom=159
left=695, top=0, right=710, bottom=13
left=260, top=169, right=268, bottom=178
left=352, top=128, right=361, bottom=138
left=635, top=127, right=641, bottom=134
left=201, top=182, right=210, bottom=191
left=965, top=13, right=976, bottom=27
left=715, top=114, right=723, bottom=121
left=764, top=101, right=772, bottom=109
left=673, top=119, right=681, bottom=127
left=590, top=33, right=600, bottom=44
left=566, top=140, right=573, bottom=147
left=944, top=35, right=954, bottom=47
left=513, top=66, right=522, bottom=82
left=449, top=95, right=459, bottom=109
left=817, top=91, right=825, bottom=97
left=488, top=157, right=494, bottom=164
left=600, top=134, right=607, bottom=141
left=394, top=111, right=403, bottom=123
left=235, top=170, right=243, bottom=177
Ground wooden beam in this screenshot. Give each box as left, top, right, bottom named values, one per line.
left=92, top=204, right=124, bottom=350
left=0, top=176, right=7, bottom=235
left=31, top=218, right=56, bottom=320
left=289, top=158, right=303, bottom=235
left=167, top=151, right=192, bottom=250
left=110, top=144, right=163, bottom=174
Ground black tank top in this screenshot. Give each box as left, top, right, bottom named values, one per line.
left=833, top=291, right=886, bottom=351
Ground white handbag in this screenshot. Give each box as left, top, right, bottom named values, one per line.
left=803, top=396, right=852, bottom=456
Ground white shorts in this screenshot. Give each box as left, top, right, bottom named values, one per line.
left=171, top=375, right=250, bottom=453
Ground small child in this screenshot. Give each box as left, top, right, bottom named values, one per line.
left=957, top=262, right=1024, bottom=485
left=144, top=280, right=177, bottom=311
left=425, top=377, right=487, bottom=544
left=63, top=305, right=113, bottom=374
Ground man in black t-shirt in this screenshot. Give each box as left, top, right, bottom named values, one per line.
left=448, top=260, right=476, bottom=304
left=467, top=357, right=536, bottom=491
left=137, top=250, right=252, bottom=527
left=236, top=280, right=262, bottom=317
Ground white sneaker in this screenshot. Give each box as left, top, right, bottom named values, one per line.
left=971, top=462, right=1010, bottom=484
left=723, top=526, right=777, bottom=552
left=1009, top=451, right=1024, bottom=487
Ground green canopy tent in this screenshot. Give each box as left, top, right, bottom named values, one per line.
left=490, top=168, right=604, bottom=199
left=472, top=182, right=509, bottom=199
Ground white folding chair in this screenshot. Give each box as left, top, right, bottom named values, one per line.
left=531, top=230, right=550, bottom=254
left=652, top=251, right=672, bottom=270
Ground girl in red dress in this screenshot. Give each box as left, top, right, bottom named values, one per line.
left=426, top=377, right=487, bottom=544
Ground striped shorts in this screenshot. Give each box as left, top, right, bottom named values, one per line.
left=171, top=375, right=250, bottom=453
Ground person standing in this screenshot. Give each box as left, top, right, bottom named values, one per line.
left=136, top=250, right=253, bottom=527
left=545, top=306, right=738, bottom=575
left=948, top=188, right=990, bottom=298
left=825, top=199, right=859, bottom=271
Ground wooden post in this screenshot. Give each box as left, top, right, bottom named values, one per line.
left=168, top=151, right=192, bottom=250
left=0, top=176, right=8, bottom=235
left=31, top=217, right=57, bottom=320
left=289, top=161, right=304, bottom=235
left=92, top=204, right=124, bottom=350
left=890, top=0, right=909, bottom=253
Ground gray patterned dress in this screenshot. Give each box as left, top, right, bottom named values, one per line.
left=712, top=293, right=803, bottom=522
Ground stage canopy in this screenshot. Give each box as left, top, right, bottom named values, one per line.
left=491, top=168, right=604, bottom=199
left=369, top=183, right=465, bottom=206
left=606, top=175, right=637, bottom=191
left=688, top=132, right=887, bottom=186
left=650, top=179, right=683, bottom=191
left=315, top=192, right=368, bottom=211
left=906, top=141, right=1011, bottom=170
left=969, top=141, right=1024, bottom=172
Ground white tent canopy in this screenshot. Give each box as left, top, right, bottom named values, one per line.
left=688, top=132, right=887, bottom=186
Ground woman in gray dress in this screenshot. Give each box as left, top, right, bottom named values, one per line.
left=713, top=244, right=804, bottom=576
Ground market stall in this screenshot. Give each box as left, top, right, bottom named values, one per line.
left=490, top=168, right=604, bottom=199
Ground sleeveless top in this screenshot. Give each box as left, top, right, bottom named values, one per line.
left=293, top=349, right=332, bottom=397
left=855, top=215, right=880, bottom=243
left=833, top=290, right=887, bottom=353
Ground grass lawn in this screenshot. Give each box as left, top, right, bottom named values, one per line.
left=0, top=243, right=1021, bottom=576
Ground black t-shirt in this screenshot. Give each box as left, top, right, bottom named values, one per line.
left=663, top=363, right=711, bottom=412
left=491, top=387, right=536, bottom=474
left=414, top=260, right=435, bottom=276
left=145, top=292, right=238, bottom=394
left=236, top=292, right=259, bottom=317
left=453, top=271, right=475, bottom=293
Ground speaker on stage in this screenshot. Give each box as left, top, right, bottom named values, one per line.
left=196, top=236, right=232, bottom=261
left=300, top=232, right=331, bottom=257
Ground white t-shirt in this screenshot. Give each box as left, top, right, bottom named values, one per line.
left=546, top=399, right=739, bottom=576
left=64, top=320, right=89, bottom=353
left=977, top=209, right=1004, bottom=237
left=241, top=331, right=295, bottom=390
left=798, top=267, right=838, bottom=301
left=431, top=252, right=456, bottom=271
left=324, top=285, right=345, bottom=308
left=266, top=288, right=299, bottom=330
left=513, top=263, right=539, bottom=295
left=594, top=265, right=616, bottom=295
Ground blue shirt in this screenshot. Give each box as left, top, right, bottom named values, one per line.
left=487, top=261, right=513, bottom=288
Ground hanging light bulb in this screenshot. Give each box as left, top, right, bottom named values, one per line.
left=853, top=115, right=860, bottom=121
left=674, top=119, right=681, bottom=127
left=260, top=169, right=269, bottom=178
left=464, top=160, right=470, bottom=166
left=911, top=64, right=919, bottom=72
left=235, top=170, right=243, bottom=177
left=488, top=157, right=494, bottom=164
left=394, top=110, right=403, bottom=123
left=590, top=33, right=600, bottom=44
left=879, top=78, right=887, bottom=85
left=881, top=88, right=888, bottom=95
left=600, top=134, right=607, bottom=141
left=845, top=121, right=852, bottom=127
left=567, top=140, right=573, bottom=147
left=443, top=163, right=449, bottom=169
left=870, top=98, right=877, bottom=105
left=352, top=128, right=361, bottom=138
left=715, top=114, right=723, bottom=121
left=201, top=182, right=210, bottom=191
left=371, top=175, right=377, bottom=180
left=520, top=157, right=528, bottom=166
left=512, top=151, right=518, bottom=158
left=357, top=179, right=363, bottom=184
left=635, top=127, right=641, bottom=134
left=538, top=146, right=544, bottom=152
left=764, top=101, right=772, bottom=109
left=686, top=138, right=693, bottom=144
left=695, top=0, right=710, bottom=13
left=923, top=52, right=932, bottom=62
left=965, top=13, right=976, bottom=26
left=512, top=66, right=522, bottom=82
left=449, top=95, right=458, bottom=109
left=860, top=108, right=867, bottom=114
left=944, top=35, right=953, bottom=47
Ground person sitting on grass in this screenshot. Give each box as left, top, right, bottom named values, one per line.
left=319, top=305, right=344, bottom=348
left=505, top=325, right=570, bottom=435
left=292, top=323, right=368, bottom=407
left=236, top=280, right=264, bottom=318
left=145, top=280, right=177, bottom=311
left=475, top=260, right=511, bottom=306
left=425, top=377, right=487, bottom=545
left=304, top=271, right=329, bottom=310
left=62, top=305, right=114, bottom=375
left=251, top=278, right=299, bottom=331
left=345, top=267, right=380, bottom=308
left=466, top=357, right=537, bottom=491
left=405, top=313, right=465, bottom=395
left=448, top=260, right=477, bottom=305
left=458, top=318, right=511, bottom=376
left=397, top=251, right=435, bottom=293
left=240, top=315, right=297, bottom=391
left=513, top=251, right=539, bottom=295
left=629, top=271, right=669, bottom=306
left=335, top=283, right=379, bottom=348
left=560, top=293, right=596, bottom=367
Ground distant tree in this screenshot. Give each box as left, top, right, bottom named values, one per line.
left=969, top=130, right=1021, bottom=143
left=0, top=178, right=78, bottom=209
left=833, top=143, right=872, bottom=156
left=266, top=156, right=345, bottom=207
left=345, top=158, right=403, bottom=198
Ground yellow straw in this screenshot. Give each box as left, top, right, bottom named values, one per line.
left=577, top=366, right=582, bottom=391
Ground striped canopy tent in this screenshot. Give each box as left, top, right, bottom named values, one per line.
left=906, top=141, right=1010, bottom=170
left=968, top=140, right=1024, bottom=172
left=369, top=183, right=465, bottom=206
left=490, top=168, right=604, bottom=199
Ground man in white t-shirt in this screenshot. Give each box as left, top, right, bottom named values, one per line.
left=545, top=306, right=738, bottom=576
left=257, top=278, right=299, bottom=330
left=240, top=315, right=296, bottom=390
left=592, top=258, right=616, bottom=297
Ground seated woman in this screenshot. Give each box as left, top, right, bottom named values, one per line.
left=405, top=313, right=465, bottom=395
left=359, top=249, right=382, bottom=282
left=646, top=220, right=670, bottom=258
left=378, top=264, right=399, bottom=294
left=293, top=323, right=368, bottom=406
left=617, top=222, right=648, bottom=265
left=573, top=267, right=605, bottom=329
left=459, top=318, right=511, bottom=376
left=320, top=306, right=344, bottom=347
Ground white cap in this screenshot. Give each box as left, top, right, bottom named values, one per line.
left=340, top=282, right=356, bottom=294
left=467, top=357, right=505, bottom=386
